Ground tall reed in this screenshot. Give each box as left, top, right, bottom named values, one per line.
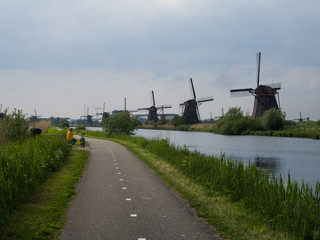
left=0, top=135, right=70, bottom=223
left=117, top=135, right=320, bottom=239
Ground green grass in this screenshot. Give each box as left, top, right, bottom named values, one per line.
left=250, top=121, right=320, bottom=139
left=0, top=135, right=71, bottom=222
left=0, top=150, right=90, bottom=240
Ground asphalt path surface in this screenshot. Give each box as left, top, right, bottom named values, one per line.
left=61, top=138, right=221, bottom=240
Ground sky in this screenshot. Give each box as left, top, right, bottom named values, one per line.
left=1, top=0, right=319, bottom=121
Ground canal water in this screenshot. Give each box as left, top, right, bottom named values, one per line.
left=87, top=127, right=320, bottom=188
left=135, top=129, right=320, bottom=189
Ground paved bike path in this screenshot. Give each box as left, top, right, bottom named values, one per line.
left=61, top=138, right=221, bottom=240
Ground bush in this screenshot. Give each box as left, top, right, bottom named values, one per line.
left=29, top=119, right=52, bottom=134
left=0, top=109, right=29, bottom=145
left=261, top=108, right=284, bottom=130
left=212, top=107, right=263, bottom=135
left=172, top=116, right=186, bottom=126
left=103, top=111, right=140, bottom=135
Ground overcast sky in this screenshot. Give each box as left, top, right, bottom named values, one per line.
left=1, top=0, right=319, bottom=121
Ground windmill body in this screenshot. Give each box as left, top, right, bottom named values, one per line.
left=230, top=52, right=281, bottom=119
left=147, top=105, right=158, bottom=122
left=182, top=99, right=200, bottom=124
left=180, top=78, right=214, bottom=124
left=252, top=85, right=279, bottom=118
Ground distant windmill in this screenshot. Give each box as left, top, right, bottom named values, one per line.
left=123, top=98, right=138, bottom=113
left=230, top=52, right=281, bottom=118
left=180, top=78, right=214, bottom=124
left=80, top=107, right=93, bottom=126
left=138, top=90, right=171, bottom=122
left=294, top=112, right=309, bottom=122
left=96, top=102, right=110, bottom=122
left=30, top=109, right=41, bottom=122
left=102, top=102, right=110, bottom=120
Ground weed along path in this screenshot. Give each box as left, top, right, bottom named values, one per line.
left=61, top=138, right=220, bottom=240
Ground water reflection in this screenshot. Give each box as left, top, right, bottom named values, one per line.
left=253, top=156, right=280, bottom=174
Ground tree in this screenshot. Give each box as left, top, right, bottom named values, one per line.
left=103, top=111, right=140, bottom=135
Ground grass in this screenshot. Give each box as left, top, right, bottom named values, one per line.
left=0, top=150, right=90, bottom=240
left=0, top=135, right=71, bottom=222
left=250, top=121, right=320, bottom=139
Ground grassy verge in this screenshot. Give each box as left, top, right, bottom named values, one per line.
left=107, top=136, right=298, bottom=240
left=0, top=150, right=90, bottom=240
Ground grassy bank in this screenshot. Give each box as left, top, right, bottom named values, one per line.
left=250, top=121, right=320, bottom=139
left=86, top=131, right=319, bottom=240
left=0, top=150, right=90, bottom=240
left=0, top=135, right=71, bottom=224
left=139, top=120, right=320, bottom=140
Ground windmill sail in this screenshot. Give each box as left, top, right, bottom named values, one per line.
left=189, top=78, right=197, bottom=99
left=256, top=52, right=261, bottom=87
left=197, top=96, right=214, bottom=103
left=230, top=88, right=254, bottom=97
left=151, top=91, right=156, bottom=106
left=265, top=82, right=281, bottom=90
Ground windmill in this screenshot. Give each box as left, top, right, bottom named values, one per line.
left=230, top=52, right=281, bottom=119
left=138, top=90, right=171, bottom=122
left=95, top=102, right=110, bottom=123
left=30, top=109, right=41, bottom=122
left=102, top=102, right=110, bottom=121
left=80, top=106, right=93, bottom=126
left=294, top=112, right=309, bottom=122
left=180, top=78, right=214, bottom=124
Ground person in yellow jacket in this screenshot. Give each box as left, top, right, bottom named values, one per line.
left=66, top=128, right=78, bottom=145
